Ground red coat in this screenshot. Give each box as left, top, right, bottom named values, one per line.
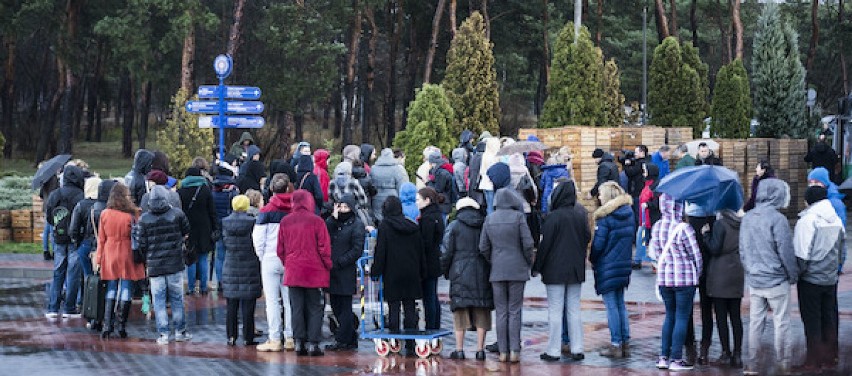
left=96, top=209, right=146, bottom=281
left=277, top=190, right=332, bottom=288
left=639, top=180, right=655, bottom=229
left=313, top=149, right=331, bottom=202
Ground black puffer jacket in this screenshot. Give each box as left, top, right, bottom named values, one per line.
left=592, top=153, right=619, bottom=197
left=69, top=197, right=96, bottom=245
left=222, top=211, right=262, bottom=299
left=419, top=203, right=445, bottom=280
left=135, top=186, right=191, bottom=277
left=532, top=182, right=591, bottom=285
left=441, top=207, right=493, bottom=311
left=326, top=213, right=366, bottom=295
left=127, top=149, right=154, bottom=206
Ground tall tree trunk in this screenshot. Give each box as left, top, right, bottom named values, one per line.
left=323, top=99, right=331, bottom=130
left=121, top=72, right=134, bottom=158
left=138, top=80, right=152, bottom=150
left=481, top=0, right=490, bottom=39
left=401, top=14, right=418, bottom=132
left=36, top=62, right=66, bottom=164
left=690, top=0, right=698, bottom=47
left=363, top=5, right=379, bottom=145
left=226, top=0, right=247, bottom=61
left=595, top=0, right=603, bottom=45
left=449, top=0, right=457, bottom=37
left=535, top=0, right=549, bottom=116
left=654, top=0, right=670, bottom=42
left=805, top=0, right=819, bottom=81
left=86, top=43, right=103, bottom=142
left=343, top=0, right=362, bottom=147
left=386, top=0, right=402, bottom=144
left=840, top=0, right=848, bottom=94
left=294, top=105, right=304, bottom=142
left=1, top=36, right=15, bottom=158
left=574, top=0, right=582, bottom=43
left=58, top=0, right=85, bottom=155
left=668, top=0, right=678, bottom=39
left=180, top=12, right=196, bottom=94
left=333, top=59, right=343, bottom=139
left=423, top=0, right=447, bottom=84
left=731, top=0, right=742, bottom=60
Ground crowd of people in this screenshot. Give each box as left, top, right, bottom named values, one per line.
left=38, top=129, right=846, bottom=373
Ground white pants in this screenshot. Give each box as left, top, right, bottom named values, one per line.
left=747, top=283, right=792, bottom=367
left=261, top=257, right=292, bottom=340
left=546, top=283, right=583, bottom=356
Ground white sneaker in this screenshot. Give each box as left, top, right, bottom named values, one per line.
left=45, top=312, right=59, bottom=319
left=157, top=334, right=170, bottom=345
left=656, top=356, right=670, bottom=369
left=175, top=331, right=192, bottom=342
left=668, top=359, right=694, bottom=371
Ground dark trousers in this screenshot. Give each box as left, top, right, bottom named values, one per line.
left=493, top=281, right=525, bottom=354
left=797, top=281, right=839, bottom=366
left=330, top=294, right=356, bottom=345
left=289, top=287, right=323, bottom=344
left=388, top=299, right=418, bottom=350
left=713, top=297, right=743, bottom=354
left=686, top=216, right=715, bottom=349
left=421, top=277, right=440, bottom=330
left=226, top=298, right=256, bottom=341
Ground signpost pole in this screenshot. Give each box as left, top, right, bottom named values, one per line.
left=218, top=76, right=226, bottom=161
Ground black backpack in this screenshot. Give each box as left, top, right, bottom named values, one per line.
left=51, top=194, right=74, bottom=245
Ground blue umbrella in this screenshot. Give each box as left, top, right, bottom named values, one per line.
left=655, top=165, right=744, bottom=212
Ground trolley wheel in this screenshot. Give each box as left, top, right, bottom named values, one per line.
left=415, top=343, right=431, bottom=359
left=375, top=340, right=390, bottom=357
left=430, top=339, right=443, bottom=355
left=415, top=358, right=430, bottom=372
left=388, top=338, right=402, bottom=353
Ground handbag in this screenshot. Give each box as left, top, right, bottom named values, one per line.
left=183, top=186, right=203, bottom=266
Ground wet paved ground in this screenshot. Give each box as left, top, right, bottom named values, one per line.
left=2, top=254, right=852, bottom=375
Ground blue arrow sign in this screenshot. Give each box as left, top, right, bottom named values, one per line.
left=198, top=116, right=265, bottom=129
left=186, top=100, right=265, bottom=114
left=197, top=85, right=262, bottom=100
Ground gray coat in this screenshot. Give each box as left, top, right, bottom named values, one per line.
left=370, top=151, right=409, bottom=221
left=739, top=179, right=799, bottom=289
left=479, top=188, right=534, bottom=282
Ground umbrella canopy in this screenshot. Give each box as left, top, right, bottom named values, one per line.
left=31, top=154, right=72, bottom=190
left=655, top=165, right=744, bottom=212
left=495, top=140, right=549, bottom=156
left=838, top=177, right=852, bottom=192
left=684, top=139, right=720, bottom=157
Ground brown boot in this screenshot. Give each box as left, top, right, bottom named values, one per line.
left=599, top=344, right=623, bottom=358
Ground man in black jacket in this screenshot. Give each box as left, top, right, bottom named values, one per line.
left=44, top=165, right=86, bottom=319
left=135, top=185, right=192, bottom=345
left=804, top=133, right=838, bottom=182
left=324, top=194, right=365, bottom=351
left=623, top=145, right=647, bottom=226
left=591, top=148, right=619, bottom=198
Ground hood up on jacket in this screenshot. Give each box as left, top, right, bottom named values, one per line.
left=238, top=131, right=254, bottom=145
left=292, top=189, right=316, bottom=213
left=659, top=193, right=685, bottom=222
left=382, top=196, right=420, bottom=233
left=494, top=188, right=524, bottom=211
left=297, top=154, right=314, bottom=173
left=97, top=179, right=118, bottom=202
left=755, top=178, right=790, bottom=210
left=62, top=165, right=85, bottom=190
left=795, top=199, right=844, bottom=261
left=400, top=182, right=420, bottom=221
left=375, top=148, right=397, bottom=166
left=360, top=144, right=375, bottom=163
left=451, top=148, right=468, bottom=164
left=148, top=185, right=173, bottom=214
left=246, top=145, right=261, bottom=160
left=550, top=181, right=577, bottom=211
left=460, top=130, right=474, bottom=147
left=594, top=193, right=633, bottom=219
left=645, top=163, right=660, bottom=186
left=718, top=209, right=743, bottom=229
left=456, top=206, right=485, bottom=228
left=313, top=149, right=330, bottom=170
left=132, top=149, right=155, bottom=175
left=342, top=145, right=361, bottom=162
left=486, top=162, right=512, bottom=190
left=808, top=167, right=846, bottom=200
left=600, top=152, right=615, bottom=163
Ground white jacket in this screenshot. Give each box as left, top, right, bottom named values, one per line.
left=252, top=219, right=282, bottom=262
left=794, top=199, right=844, bottom=285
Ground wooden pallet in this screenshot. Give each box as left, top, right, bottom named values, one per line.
left=0, top=228, right=10, bottom=243
left=13, top=228, right=33, bottom=243
left=0, top=210, right=10, bottom=229
left=11, top=210, right=32, bottom=229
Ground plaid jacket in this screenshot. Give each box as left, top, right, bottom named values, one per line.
left=647, top=194, right=703, bottom=287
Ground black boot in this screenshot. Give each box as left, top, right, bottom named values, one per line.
left=117, top=301, right=131, bottom=339
left=731, top=350, right=743, bottom=368
left=101, top=299, right=115, bottom=339
left=698, top=343, right=710, bottom=365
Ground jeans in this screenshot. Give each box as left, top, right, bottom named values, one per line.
left=106, top=279, right=133, bottom=302
left=42, top=223, right=53, bottom=252
left=797, top=281, right=838, bottom=366
left=289, top=286, right=323, bottom=344
left=747, top=284, right=792, bottom=367
left=602, top=288, right=630, bottom=345
left=48, top=243, right=82, bottom=313
left=150, top=272, right=186, bottom=335
left=226, top=298, right=256, bottom=341
left=261, top=258, right=292, bottom=340
left=77, top=239, right=94, bottom=277
left=186, top=252, right=209, bottom=293
left=493, top=281, right=525, bottom=354
left=545, top=283, right=582, bottom=356
left=484, top=190, right=495, bottom=214
left=421, top=277, right=440, bottom=330
left=214, top=240, right=225, bottom=285
left=660, top=285, right=696, bottom=360
left=634, top=227, right=650, bottom=264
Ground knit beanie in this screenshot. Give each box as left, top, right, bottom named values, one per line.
left=232, top=195, right=250, bottom=212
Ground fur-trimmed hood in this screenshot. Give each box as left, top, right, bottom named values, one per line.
left=594, top=194, right=633, bottom=219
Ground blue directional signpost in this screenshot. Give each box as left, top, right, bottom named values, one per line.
left=185, top=54, right=265, bottom=160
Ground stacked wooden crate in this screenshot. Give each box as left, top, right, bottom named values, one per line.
left=717, top=139, right=749, bottom=194
left=0, top=210, right=11, bottom=243
left=11, top=209, right=33, bottom=242
left=32, top=195, right=45, bottom=243
left=770, top=139, right=809, bottom=216
left=666, top=128, right=695, bottom=171
left=641, top=127, right=667, bottom=153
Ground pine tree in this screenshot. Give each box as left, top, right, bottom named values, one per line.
left=156, top=89, right=215, bottom=178
left=752, top=3, right=807, bottom=138
left=541, top=23, right=607, bottom=127
left=682, top=42, right=710, bottom=117
left=648, top=36, right=707, bottom=136
left=443, top=12, right=500, bottom=137
left=711, top=59, right=752, bottom=138
left=393, top=84, right=456, bottom=178
left=602, top=59, right=626, bottom=126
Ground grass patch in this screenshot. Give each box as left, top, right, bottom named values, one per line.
left=0, top=242, right=43, bottom=254
left=0, top=139, right=162, bottom=179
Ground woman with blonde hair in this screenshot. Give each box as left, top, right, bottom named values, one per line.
left=96, top=182, right=145, bottom=339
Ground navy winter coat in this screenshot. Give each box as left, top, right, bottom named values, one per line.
left=222, top=211, right=262, bottom=300
left=532, top=183, right=591, bottom=285
left=589, top=193, right=635, bottom=295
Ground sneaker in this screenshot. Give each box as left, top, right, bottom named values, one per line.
left=157, top=334, right=170, bottom=345
left=656, top=356, right=670, bottom=369
left=45, top=312, right=59, bottom=319
left=258, top=340, right=283, bottom=352
left=539, top=353, right=560, bottom=362
left=175, top=331, right=192, bottom=342
left=284, top=337, right=296, bottom=351
left=62, top=310, right=82, bottom=319
left=669, top=359, right=694, bottom=371
left=486, top=342, right=499, bottom=353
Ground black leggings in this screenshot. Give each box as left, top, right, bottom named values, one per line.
left=226, top=298, right=256, bottom=341
left=713, top=298, right=743, bottom=354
